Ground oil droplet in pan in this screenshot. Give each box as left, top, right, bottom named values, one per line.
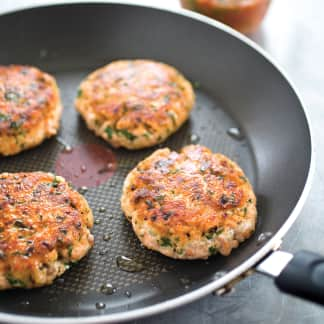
left=100, top=283, right=116, bottom=295
left=213, top=271, right=228, bottom=280
left=63, top=145, right=73, bottom=153
left=116, top=256, right=145, bottom=273
left=95, top=302, right=106, bottom=310
left=78, top=186, right=88, bottom=194
left=98, top=162, right=115, bottom=174
left=125, top=291, right=132, bottom=298
left=56, top=137, right=72, bottom=152
left=20, top=301, right=30, bottom=306
left=103, top=234, right=111, bottom=242
left=179, top=277, right=191, bottom=289
left=257, top=232, right=273, bottom=245
left=227, top=127, right=244, bottom=140
left=190, top=133, right=200, bottom=144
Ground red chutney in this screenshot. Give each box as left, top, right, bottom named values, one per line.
left=55, top=143, right=117, bottom=188
left=180, top=0, right=271, bottom=34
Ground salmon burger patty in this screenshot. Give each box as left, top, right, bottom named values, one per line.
left=0, top=65, right=62, bottom=156
left=0, top=172, right=94, bottom=289
left=121, top=145, right=257, bottom=259
left=75, top=60, right=195, bottom=149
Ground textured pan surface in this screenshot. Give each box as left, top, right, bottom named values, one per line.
left=0, top=2, right=311, bottom=320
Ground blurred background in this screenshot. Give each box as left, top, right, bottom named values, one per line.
left=1, top=1, right=324, bottom=323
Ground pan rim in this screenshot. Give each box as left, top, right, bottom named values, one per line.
left=0, top=1, right=315, bottom=323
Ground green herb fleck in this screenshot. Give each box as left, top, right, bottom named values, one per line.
left=68, top=245, right=73, bottom=258
left=12, top=251, right=24, bottom=256
left=117, top=129, right=137, bottom=141
left=94, top=119, right=102, bottom=127
left=204, top=227, right=224, bottom=240
left=14, top=220, right=28, bottom=229
left=105, top=126, right=114, bottom=139
left=164, top=95, right=170, bottom=104
left=52, top=176, right=60, bottom=188
left=0, top=113, right=9, bottom=121
left=239, top=176, right=247, bottom=183
left=168, top=168, right=180, bottom=175
left=154, top=195, right=165, bottom=202
left=176, top=248, right=184, bottom=255
left=5, top=91, right=20, bottom=102
left=145, top=200, right=154, bottom=209
left=77, top=89, right=82, bottom=98
left=216, top=228, right=224, bottom=235
left=204, top=232, right=213, bottom=240
left=243, top=207, right=247, bottom=216
left=10, top=120, right=23, bottom=130
left=209, top=246, right=217, bottom=255
left=143, top=132, right=150, bottom=139
left=247, top=198, right=253, bottom=204
left=6, top=274, right=26, bottom=287
left=167, top=111, right=177, bottom=127
left=160, top=237, right=172, bottom=247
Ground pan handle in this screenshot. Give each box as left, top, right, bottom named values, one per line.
left=257, top=250, right=324, bottom=306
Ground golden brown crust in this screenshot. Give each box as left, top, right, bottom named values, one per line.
left=121, top=145, right=257, bottom=259
left=0, top=65, right=62, bottom=156
left=75, top=60, right=195, bottom=149
left=0, top=172, right=94, bottom=289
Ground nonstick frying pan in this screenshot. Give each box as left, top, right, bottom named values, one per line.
left=0, top=2, right=318, bottom=323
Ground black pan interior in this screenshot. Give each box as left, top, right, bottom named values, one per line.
left=0, top=3, right=311, bottom=318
